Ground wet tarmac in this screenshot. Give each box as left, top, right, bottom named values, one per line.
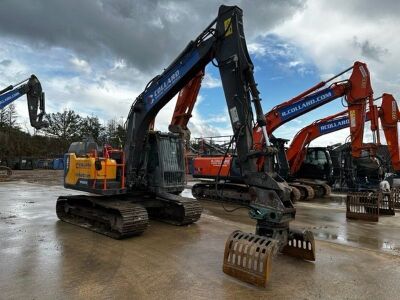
left=1, top=179, right=400, bottom=299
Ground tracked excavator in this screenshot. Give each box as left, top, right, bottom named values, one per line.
left=0, top=75, right=47, bottom=179
left=57, top=5, right=315, bottom=287
left=191, top=61, right=373, bottom=201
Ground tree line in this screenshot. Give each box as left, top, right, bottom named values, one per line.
left=0, top=107, right=126, bottom=158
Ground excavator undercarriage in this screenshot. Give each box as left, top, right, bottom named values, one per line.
left=56, top=192, right=202, bottom=239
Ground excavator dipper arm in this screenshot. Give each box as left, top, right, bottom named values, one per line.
left=169, top=70, right=204, bottom=141
left=0, top=75, right=47, bottom=129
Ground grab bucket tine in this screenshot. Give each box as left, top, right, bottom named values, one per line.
left=223, top=230, right=278, bottom=288
left=282, top=229, right=316, bottom=261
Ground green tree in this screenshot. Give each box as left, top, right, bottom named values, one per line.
left=79, top=115, right=105, bottom=143
left=101, top=118, right=126, bottom=148
left=43, top=109, right=82, bottom=141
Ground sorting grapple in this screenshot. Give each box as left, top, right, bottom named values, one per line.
left=346, top=190, right=396, bottom=221
left=223, top=230, right=277, bottom=288
left=346, top=191, right=381, bottom=221
left=223, top=228, right=316, bottom=287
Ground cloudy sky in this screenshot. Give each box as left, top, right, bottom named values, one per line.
left=0, top=0, right=398, bottom=145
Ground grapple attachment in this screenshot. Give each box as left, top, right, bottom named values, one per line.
left=346, top=191, right=380, bottom=221
left=223, top=230, right=277, bottom=287
left=282, top=229, right=316, bottom=261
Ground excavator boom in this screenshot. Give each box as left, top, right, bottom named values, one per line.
left=264, top=62, right=366, bottom=136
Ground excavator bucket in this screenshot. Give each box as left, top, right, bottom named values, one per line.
left=346, top=191, right=380, bottom=221
left=282, top=229, right=316, bottom=261
left=223, top=230, right=278, bottom=287
left=0, top=166, right=12, bottom=181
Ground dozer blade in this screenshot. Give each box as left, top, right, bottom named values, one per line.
left=223, top=230, right=278, bottom=287
left=282, top=229, right=316, bottom=261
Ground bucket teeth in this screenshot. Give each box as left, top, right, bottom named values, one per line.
left=282, top=229, right=316, bottom=261
left=223, top=230, right=278, bottom=287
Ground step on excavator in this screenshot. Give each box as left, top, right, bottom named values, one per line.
left=57, top=5, right=315, bottom=287
left=191, top=61, right=373, bottom=201
left=0, top=75, right=47, bottom=180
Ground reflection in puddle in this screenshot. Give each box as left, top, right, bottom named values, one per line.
left=181, top=184, right=400, bottom=255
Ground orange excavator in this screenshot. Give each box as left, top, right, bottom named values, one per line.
left=186, top=61, right=376, bottom=201
left=286, top=93, right=400, bottom=191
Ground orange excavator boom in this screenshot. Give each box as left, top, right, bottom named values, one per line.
left=169, top=70, right=204, bottom=140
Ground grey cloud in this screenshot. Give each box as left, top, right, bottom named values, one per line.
left=0, top=59, right=12, bottom=66
left=0, top=0, right=305, bottom=74
left=353, top=37, right=389, bottom=62
left=329, top=0, right=400, bottom=19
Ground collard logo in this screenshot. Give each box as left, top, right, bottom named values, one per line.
left=0, top=91, right=20, bottom=107
left=279, top=89, right=334, bottom=120
left=319, top=117, right=349, bottom=134
left=146, top=70, right=180, bottom=108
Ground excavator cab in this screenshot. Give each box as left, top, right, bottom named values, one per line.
left=63, top=132, right=187, bottom=196
left=146, top=131, right=186, bottom=194
left=296, top=147, right=333, bottom=182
